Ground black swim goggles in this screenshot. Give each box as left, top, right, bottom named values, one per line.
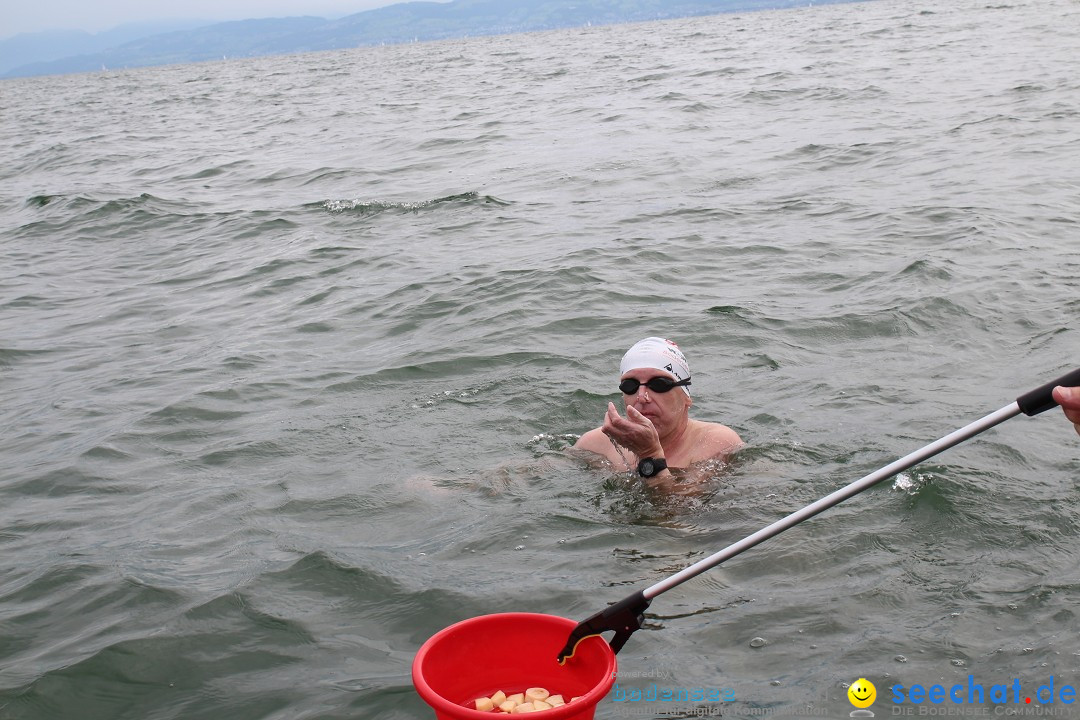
left=618, top=376, right=691, bottom=395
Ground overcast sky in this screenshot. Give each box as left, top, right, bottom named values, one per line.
left=2, top=0, right=441, bottom=37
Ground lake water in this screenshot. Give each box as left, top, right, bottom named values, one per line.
left=1, top=0, right=1078, bottom=718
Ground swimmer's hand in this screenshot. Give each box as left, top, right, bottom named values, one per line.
left=601, top=402, right=663, bottom=459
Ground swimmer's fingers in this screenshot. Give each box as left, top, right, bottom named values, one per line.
left=624, top=405, right=653, bottom=426
left=623, top=406, right=663, bottom=456
left=1053, top=386, right=1080, bottom=412
left=602, top=403, right=632, bottom=443
left=1052, top=387, right=1080, bottom=436
left=604, top=404, right=659, bottom=455
left=1065, top=410, right=1080, bottom=437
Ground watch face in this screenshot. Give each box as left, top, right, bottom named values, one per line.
left=639, top=459, right=660, bottom=477
left=639, top=458, right=666, bottom=477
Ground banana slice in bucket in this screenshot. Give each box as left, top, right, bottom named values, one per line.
left=473, top=687, right=570, bottom=713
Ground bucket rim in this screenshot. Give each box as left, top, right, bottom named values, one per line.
left=411, top=611, right=617, bottom=719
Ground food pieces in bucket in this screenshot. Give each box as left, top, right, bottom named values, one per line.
left=473, top=687, right=578, bottom=713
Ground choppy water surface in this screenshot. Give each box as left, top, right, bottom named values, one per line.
left=1, top=0, right=1079, bottom=718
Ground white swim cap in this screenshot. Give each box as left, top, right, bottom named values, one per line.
left=619, top=337, right=691, bottom=395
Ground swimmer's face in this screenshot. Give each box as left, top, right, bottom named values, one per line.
left=620, top=368, right=691, bottom=434
left=848, top=678, right=876, bottom=709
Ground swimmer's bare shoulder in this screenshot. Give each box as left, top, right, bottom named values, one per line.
left=690, top=420, right=743, bottom=461
left=572, top=427, right=623, bottom=466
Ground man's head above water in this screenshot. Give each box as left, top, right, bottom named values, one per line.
left=619, top=337, right=692, bottom=395
left=573, top=336, right=743, bottom=489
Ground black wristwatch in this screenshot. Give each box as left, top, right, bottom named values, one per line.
left=637, top=457, right=668, bottom=478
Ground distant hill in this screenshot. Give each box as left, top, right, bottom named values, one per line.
left=0, top=20, right=215, bottom=76
left=3, top=0, right=861, bottom=79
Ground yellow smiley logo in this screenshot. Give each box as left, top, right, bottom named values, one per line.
left=848, top=678, right=876, bottom=709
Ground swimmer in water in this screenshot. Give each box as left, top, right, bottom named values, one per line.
left=1053, top=385, right=1080, bottom=437
left=574, top=337, right=743, bottom=488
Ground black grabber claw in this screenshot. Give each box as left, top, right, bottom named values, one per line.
left=556, top=590, right=650, bottom=664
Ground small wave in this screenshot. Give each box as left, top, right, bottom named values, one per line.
left=705, top=304, right=764, bottom=326
left=947, top=114, right=1021, bottom=134
left=24, top=194, right=61, bottom=208
left=526, top=433, right=580, bottom=454
left=629, top=71, right=676, bottom=83
left=897, top=258, right=953, bottom=282
left=319, top=191, right=510, bottom=215
left=689, top=66, right=742, bottom=78
left=0, top=346, right=53, bottom=367
left=780, top=141, right=898, bottom=169
left=176, top=160, right=250, bottom=181
left=893, top=471, right=934, bottom=494
left=21, top=192, right=199, bottom=221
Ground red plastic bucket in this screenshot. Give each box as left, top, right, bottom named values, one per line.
left=412, top=612, right=617, bottom=720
